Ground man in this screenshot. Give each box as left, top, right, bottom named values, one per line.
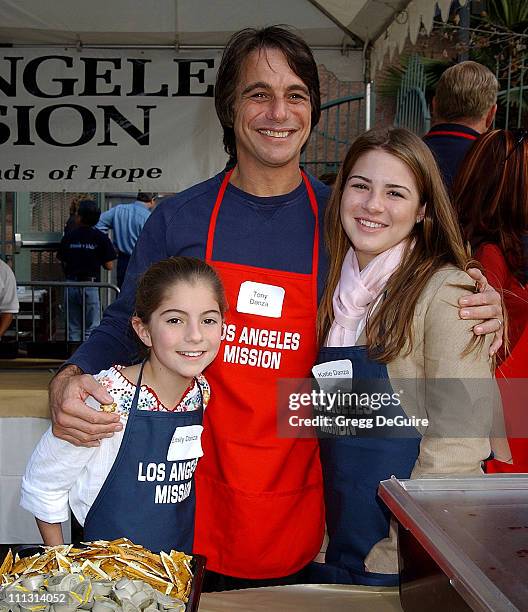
left=50, top=27, right=502, bottom=589
left=96, top=192, right=156, bottom=287
left=58, top=200, right=116, bottom=341
left=423, top=61, right=498, bottom=190
left=0, top=258, right=19, bottom=338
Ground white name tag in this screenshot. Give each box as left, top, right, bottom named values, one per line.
left=236, top=281, right=285, bottom=318
left=166, top=425, right=204, bottom=461
left=312, top=359, right=353, bottom=393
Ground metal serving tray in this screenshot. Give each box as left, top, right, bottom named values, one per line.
left=379, top=475, right=528, bottom=612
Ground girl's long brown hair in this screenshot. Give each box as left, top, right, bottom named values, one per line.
left=317, top=128, right=472, bottom=362
left=453, top=129, right=528, bottom=284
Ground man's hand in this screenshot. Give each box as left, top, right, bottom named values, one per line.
left=459, top=268, right=504, bottom=356
left=49, top=365, right=123, bottom=447
left=0, top=312, right=14, bottom=338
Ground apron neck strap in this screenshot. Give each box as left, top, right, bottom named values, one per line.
left=130, top=360, right=147, bottom=414
left=205, top=167, right=319, bottom=311
left=206, top=169, right=319, bottom=277
left=206, top=169, right=234, bottom=262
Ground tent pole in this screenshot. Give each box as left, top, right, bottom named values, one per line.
left=364, top=41, right=373, bottom=130
left=365, top=82, right=372, bottom=130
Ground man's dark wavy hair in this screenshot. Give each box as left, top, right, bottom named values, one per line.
left=215, top=26, right=321, bottom=164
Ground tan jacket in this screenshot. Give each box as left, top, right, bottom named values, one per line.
left=363, top=266, right=508, bottom=574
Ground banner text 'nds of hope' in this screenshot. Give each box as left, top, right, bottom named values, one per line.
left=0, top=49, right=226, bottom=192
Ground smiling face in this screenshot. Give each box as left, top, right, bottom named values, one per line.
left=340, top=149, right=425, bottom=269
left=232, top=47, right=311, bottom=173
left=133, top=280, right=223, bottom=382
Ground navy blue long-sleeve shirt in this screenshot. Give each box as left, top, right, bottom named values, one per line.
left=423, top=123, right=479, bottom=191
left=70, top=171, right=330, bottom=374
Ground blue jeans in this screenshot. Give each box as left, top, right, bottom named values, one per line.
left=65, top=286, right=101, bottom=341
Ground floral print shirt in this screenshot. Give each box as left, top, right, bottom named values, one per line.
left=95, top=365, right=210, bottom=417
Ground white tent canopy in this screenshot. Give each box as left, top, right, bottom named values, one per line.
left=0, top=0, right=463, bottom=74
left=0, top=0, right=461, bottom=192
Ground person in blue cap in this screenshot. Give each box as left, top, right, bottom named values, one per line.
left=58, top=199, right=116, bottom=341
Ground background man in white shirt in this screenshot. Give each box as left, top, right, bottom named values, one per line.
left=0, top=259, right=19, bottom=338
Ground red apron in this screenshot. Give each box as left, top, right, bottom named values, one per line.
left=194, top=169, right=324, bottom=578
left=487, top=323, right=528, bottom=473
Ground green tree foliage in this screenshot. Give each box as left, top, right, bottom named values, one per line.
left=378, top=1, right=528, bottom=125
left=472, top=0, right=528, bottom=120
left=485, top=0, right=528, bottom=29
left=377, top=55, right=452, bottom=102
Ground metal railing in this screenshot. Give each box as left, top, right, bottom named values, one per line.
left=394, top=54, right=431, bottom=136
left=302, top=93, right=365, bottom=176
left=14, top=280, right=120, bottom=343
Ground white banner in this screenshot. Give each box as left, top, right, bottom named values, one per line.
left=0, top=49, right=227, bottom=192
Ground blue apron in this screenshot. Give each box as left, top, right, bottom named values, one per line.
left=84, top=362, right=203, bottom=553
left=309, top=344, right=421, bottom=586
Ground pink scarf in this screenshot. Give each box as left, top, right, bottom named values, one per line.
left=326, top=242, right=407, bottom=347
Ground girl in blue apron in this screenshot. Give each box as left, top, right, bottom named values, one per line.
left=21, top=256, right=226, bottom=553
left=309, top=128, right=509, bottom=586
